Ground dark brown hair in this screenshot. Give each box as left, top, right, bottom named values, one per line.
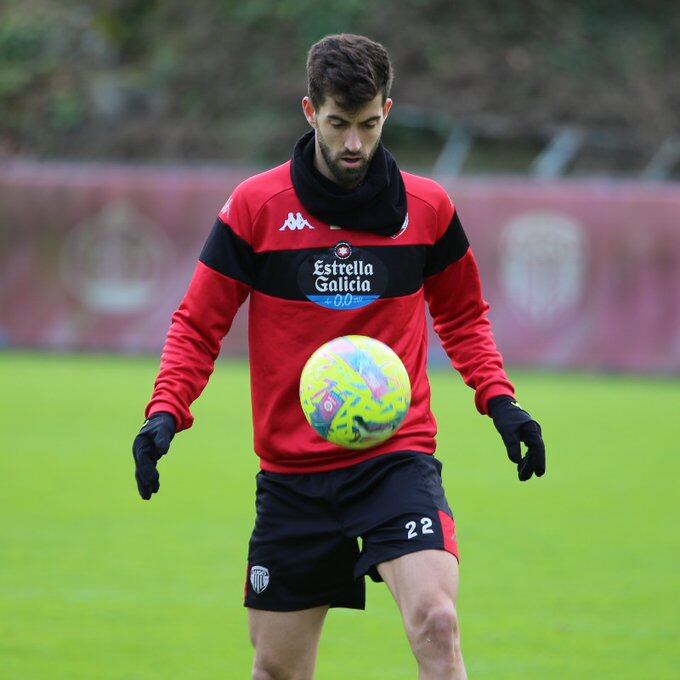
left=307, top=34, right=393, bottom=111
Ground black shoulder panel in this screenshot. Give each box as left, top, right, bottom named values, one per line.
left=199, top=219, right=254, bottom=286
left=423, top=212, right=469, bottom=278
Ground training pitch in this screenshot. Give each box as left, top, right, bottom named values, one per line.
left=1, top=353, right=678, bottom=678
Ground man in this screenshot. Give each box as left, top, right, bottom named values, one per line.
left=133, top=34, right=545, bottom=680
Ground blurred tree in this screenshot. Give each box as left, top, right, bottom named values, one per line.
left=0, top=0, right=677, bottom=163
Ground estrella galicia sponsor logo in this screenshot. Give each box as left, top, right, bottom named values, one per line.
left=250, top=565, right=269, bottom=594
left=298, top=241, right=388, bottom=310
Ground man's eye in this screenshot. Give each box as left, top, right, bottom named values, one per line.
left=364, top=122, right=377, bottom=129
left=330, top=122, right=346, bottom=129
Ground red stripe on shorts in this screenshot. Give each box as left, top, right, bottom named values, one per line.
left=438, top=510, right=459, bottom=560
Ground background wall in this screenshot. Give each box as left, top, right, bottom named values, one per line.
left=2, top=2, right=679, bottom=374
left=1, top=160, right=678, bottom=372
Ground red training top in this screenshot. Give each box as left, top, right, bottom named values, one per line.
left=146, top=161, right=514, bottom=472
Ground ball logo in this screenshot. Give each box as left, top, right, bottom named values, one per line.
left=250, top=565, right=269, bottom=594
left=298, top=241, right=388, bottom=310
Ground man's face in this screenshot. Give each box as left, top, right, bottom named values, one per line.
left=302, top=93, right=392, bottom=189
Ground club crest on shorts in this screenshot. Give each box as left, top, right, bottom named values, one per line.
left=250, top=565, right=269, bottom=594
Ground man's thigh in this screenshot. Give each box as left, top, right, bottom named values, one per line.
left=377, top=550, right=466, bottom=677
left=377, top=549, right=460, bottom=614
left=249, top=606, right=329, bottom=680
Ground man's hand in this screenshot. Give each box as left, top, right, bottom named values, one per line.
left=132, top=412, right=176, bottom=500
left=488, top=396, right=545, bottom=481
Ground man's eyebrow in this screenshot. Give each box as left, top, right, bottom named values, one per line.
left=326, top=114, right=382, bottom=124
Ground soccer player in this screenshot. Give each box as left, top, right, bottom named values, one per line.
left=132, top=34, right=545, bottom=680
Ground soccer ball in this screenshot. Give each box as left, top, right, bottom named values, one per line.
left=299, top=335, right=411, bottom=449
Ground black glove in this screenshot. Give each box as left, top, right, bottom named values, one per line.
left=488, top=395, right=545, bottom=482
left=132, top=412, right=176, bottom=500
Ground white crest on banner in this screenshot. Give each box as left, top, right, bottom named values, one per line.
left=500, top=212, right=586, bottom=326
left=60, top=200, right=172, bottom=315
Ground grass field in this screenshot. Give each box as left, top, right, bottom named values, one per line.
left=1, top=352, right=678, bottom=679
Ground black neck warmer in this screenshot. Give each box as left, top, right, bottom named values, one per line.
left=290, top=130, right=407, bottom=237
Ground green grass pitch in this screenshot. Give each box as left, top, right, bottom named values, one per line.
left=1, top=352, right=678, bottom=679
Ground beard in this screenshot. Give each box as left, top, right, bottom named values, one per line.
left=316, top=129, right=380, bottom=189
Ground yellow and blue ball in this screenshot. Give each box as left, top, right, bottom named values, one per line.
left=299, top=335, right=411, bottom=450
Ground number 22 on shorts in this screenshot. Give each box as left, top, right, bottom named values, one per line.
left=405, top=517, right=434, bottom=539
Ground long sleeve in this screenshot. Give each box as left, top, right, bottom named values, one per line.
left=145, top=189, right=254, bottom=430
left=423, top=206, right=514, bottom=415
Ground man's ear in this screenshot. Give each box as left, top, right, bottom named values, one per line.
left=302, top=96, right=317, bottom=128
left=383, top=98, right=393, bottom=120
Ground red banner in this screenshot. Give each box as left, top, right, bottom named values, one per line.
left=451, top=180, right=680, bottom=373
left=1, top=160, right=678, bottom=373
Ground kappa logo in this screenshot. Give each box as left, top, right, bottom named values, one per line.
left=278, top=212, right=314, bottom=231
left=250, top=565, right=269, bottom=594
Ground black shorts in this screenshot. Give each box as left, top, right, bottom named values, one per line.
left=244, top=451, right=458, bottom=612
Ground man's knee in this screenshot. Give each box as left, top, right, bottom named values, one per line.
left=252, top=654, right=296, bottom=680
left=407, top=601, right=461, bottom=664
left=248, top=606, right=326, bottom=680
left=253, top=645, right=318, bottom=680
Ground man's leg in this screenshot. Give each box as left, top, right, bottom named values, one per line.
left=378, top=550, right=467, bottom=680
left=248, top=606, right=329, bottom=680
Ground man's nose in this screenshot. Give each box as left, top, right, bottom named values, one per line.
left=344, top=130, right=362, bottom=154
